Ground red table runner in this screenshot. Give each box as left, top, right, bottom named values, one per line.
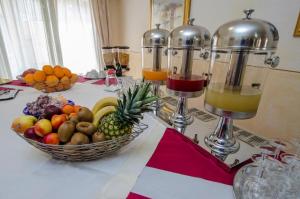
left=6, top=80, right=30, bottom=87
left=127, top=128, right=247, bottom=199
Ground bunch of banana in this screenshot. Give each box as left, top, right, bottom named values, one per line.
left=92, top=97, right=118, bottom=127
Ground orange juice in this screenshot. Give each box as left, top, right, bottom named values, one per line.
left=142, top=68, right=168, bottom=81
left=205, top=83, right=262, bottom=113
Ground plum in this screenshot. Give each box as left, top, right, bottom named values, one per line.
left=44, top=105, right=62, bottom=120
left=24, top=127, right=42, bottom=142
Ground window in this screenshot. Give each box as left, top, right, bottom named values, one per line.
left=0, top=0, right=99, bottom=78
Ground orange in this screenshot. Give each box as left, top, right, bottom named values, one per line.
left=62, top=67, right=72, bottom=77
left=73, top=105, right=81, bottom=113
left=33, top=82, right=46, bottom=91
left=33, top=70, right=46, bottom=82
left=62, top=104, right=75, bottom=114
left=142, top=68, right=168, bottom=81
left=45, top=75, right=59, bottom=87
left=42, top=65, right=54, bottom=75
left=60, top=76, right=70, bottom=86
left=63, top=83, right=71, bottom=90
left=70, top=73, right=78, bottom=83
left=45, top=86, right=56, bottom=93
left=24, top=73, right=35, bottom=85
left=53, top=66, right=64, bottom=78
left=56, top=83, right=65, bottom=91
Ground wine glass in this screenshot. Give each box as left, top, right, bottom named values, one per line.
left=242, top=175, right=276, bottom=199
left=242, top=146, right=279, bottom=198
left=280, top=153, right=300, bottom=198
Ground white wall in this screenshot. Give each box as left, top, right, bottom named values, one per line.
left=116, top=0, right=300, bottom=71
left=118, top=0, right=150, bottom=51
left=108, top=0, right=122, bottom=45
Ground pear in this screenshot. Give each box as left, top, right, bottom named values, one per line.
left=11, top=115, right=37, bottom=134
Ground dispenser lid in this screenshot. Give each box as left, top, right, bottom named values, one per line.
left=169, top=18, right=210, bottom=49
left=212, top=9, right=279, bottom=52
left=143, top=24, right=169, bottom=47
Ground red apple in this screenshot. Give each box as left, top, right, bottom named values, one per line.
left=34, top=119, right=52, bottom=137
left=43, top=133, right=60, bottom=145
left=51, top=114, right=67, bottom=129
left=24, top=127, right=42, bottom=142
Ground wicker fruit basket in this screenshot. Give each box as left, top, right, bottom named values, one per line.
left=15, top=124, right=146, bottom=161
left=22, top=65, right=78, bottom=93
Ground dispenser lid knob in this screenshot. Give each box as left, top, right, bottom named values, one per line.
left=155, top=24, right=160, bottom=29
left=243, top=9, right=255, bottom=19
left=188, top=18, right=195, bottom=25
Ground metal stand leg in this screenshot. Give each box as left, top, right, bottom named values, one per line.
left=152, top=83, right=163, bottom=116
left=169, top=96, right=193, bottom=133
left=204, top=116, right=240, bottom=156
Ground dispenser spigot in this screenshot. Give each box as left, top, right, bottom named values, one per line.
left=265, top=56, right=280, bottom=68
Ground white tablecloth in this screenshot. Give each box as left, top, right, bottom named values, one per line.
left=0, top=83, right=168, bottom=199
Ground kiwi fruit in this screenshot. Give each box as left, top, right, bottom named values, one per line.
left=70, top=132, right=89, bottom=145
left=77, top=107, right=93, bottom=122
left=58, top=121, right=75, bottom=142
left=92, top=132, right=105, bottom=143
left=76, top=122, right=96, bottom=136
left=69, top=115, right=79, bottom=124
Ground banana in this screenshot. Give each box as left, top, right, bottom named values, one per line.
left=92, top=97, right=118, bottom=115
left=92, top=106, right=116, bottom=127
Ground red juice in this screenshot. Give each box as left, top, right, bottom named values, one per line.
left=167, top=74, right=205, bottom=92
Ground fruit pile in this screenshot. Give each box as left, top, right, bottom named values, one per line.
left=12, top=95, right=100, bottom=145
left=23, top=65, right=78, bottom=93
left=11, top=82, right=157, bottom=147
left=91, top=82, right=157, bottom=140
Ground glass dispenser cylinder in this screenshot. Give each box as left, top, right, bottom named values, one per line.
left=142, top=24, right=169, bottom=115
left=118, top=46, right=130, bottom=70
left=166, top=19, right=210, bottom=132
left=204, top=9, right=280, bottom=157
left=102, top=46, right=114, bottom=70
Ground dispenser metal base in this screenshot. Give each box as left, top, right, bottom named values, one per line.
left=151, top=83, right=164, bottom=116
left=204, top=117, right=240, bottom=155
left=169, top=96, right=193, bottom=133
left=204, top=104, right=241, bottom=156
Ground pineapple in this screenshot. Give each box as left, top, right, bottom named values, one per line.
left=99, top=82, right=156, bottom=139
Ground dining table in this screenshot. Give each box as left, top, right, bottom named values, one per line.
left=0, top=78, right=247, bottom=199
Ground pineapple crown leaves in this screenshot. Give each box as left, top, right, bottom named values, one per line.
left=114, top=82, right=157, bottom=126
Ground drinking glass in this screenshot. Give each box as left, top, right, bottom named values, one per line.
left=105, top=69, right=119, bottom=92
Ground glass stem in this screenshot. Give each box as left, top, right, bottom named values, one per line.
left=259, top=153, right=266, bottom=178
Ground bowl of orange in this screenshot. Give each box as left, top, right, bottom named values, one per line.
left=23, top=65, right=78, bottom=93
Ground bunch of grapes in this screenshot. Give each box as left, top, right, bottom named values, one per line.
left=25, top=95, right=63, bottom=118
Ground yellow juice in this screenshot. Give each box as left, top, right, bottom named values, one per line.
left=205, top=83, right=262, bottom=113
left=142, top=68, right=168, bottom=81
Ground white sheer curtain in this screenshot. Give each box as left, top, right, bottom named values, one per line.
left=0, top=0, right=51, bottom=78
left=0, top=0, right=100, bottom=78
left=57, top=0, right=99, bottom=74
